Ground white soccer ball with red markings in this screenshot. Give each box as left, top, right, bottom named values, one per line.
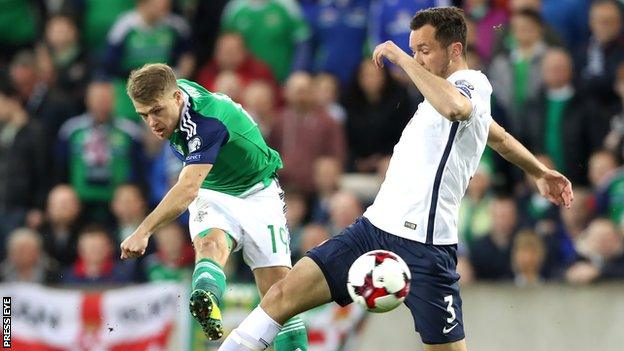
left=347, top=250, right=411, bottom=313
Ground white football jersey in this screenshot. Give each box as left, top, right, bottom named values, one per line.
left=364, top=69, right=493, bottom=245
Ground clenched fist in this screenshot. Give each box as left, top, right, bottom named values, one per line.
left=120, top=230, right=150, bottom=259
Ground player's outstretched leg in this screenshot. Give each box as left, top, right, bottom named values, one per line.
left=190, top=229, right=232, bottom=340
left=253, top=266, right=309, bottom=351
left=219, top=257, right=332, bottom=350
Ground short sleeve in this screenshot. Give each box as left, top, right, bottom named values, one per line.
left=183, top=115, right=230, bottom=165
left=451, top=72, right=491, bottom=122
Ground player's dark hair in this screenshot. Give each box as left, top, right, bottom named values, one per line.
left=410, top=7, right=467, bottom=55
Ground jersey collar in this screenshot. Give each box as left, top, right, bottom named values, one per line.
left=177, top=90, right=191, bottom=132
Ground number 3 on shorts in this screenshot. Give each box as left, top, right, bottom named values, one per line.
left=267, top=225, right=289, bottom=254
left=444, top=295, right=456, bottom=323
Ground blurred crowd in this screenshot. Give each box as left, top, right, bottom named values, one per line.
left=1, top=0, right=624, bottom=290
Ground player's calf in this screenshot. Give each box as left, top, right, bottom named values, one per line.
left=190, top=230, right=233, bottom=340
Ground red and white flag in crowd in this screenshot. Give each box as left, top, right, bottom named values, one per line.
left=0, top=283, right=188, bottom=351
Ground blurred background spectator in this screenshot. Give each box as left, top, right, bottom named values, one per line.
left=222, top=0, right=311, bottom=82
left=0, top=227, right=59, bottom=284
left=268, top=72, right=346, bottom=193
left=343, top=60, right=412, bottom=172
left=39, top=184, right=83, bottom=267
left=56, top=81, right=145, bottom=222
left=0, top=85, right=47, bottom=244
left=61, top=224, right=136, bottom=285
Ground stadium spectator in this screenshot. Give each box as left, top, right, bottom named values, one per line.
left=62, top=225, right=135, bottom=285
left=8, top=50, right=79, bottom=148
left=604, top=62, right=624, bottom=162
left=512, top=230, right=546, bottom=286
left=71, top=0, right=134, bottom=53
left=463, top=0, right=509, bottom=63
left=470, top=196, right=518, bottom=280
left=213, top=71, right=244, bottom=102
left=566, top=218, right=624, bottom=284
left=39, top=185, right=82, bottom=267
left=0, top=85, right=47, bottom=246
left=541, top=188, right=592, bottom=278
left=0, top=0, right=44, bottom=65
left=540, top=0, right=591, bottom=52
left=268, top=72, right=346, bottom=193
left=313, top=73, right=346, bottom=124
left=195, top=32, right=278, bottom=95
left=327, top=191, right=363, bottom=236
left=36, top=15, right=90, bottom=110
left=516, top=155, right=559, bottom=230
left=524, top=48, right=599, bottom=186
left=56, top=81, right=145, bottom=222
left=284, top=189, right=308, bottom=258
left=103, top=0, right=194, bottom=120
left=590, top=150, right=624, bottom=227
left=310, top=157, right=343, bottom=225
left=575, top=0, right=624, bottom=116
left=0, top=227, right=60, bottom=284
left=342, top=60, right=412, bottom=172
left=221, top=0, right=311, bottom=82
left=491, top=0, right=563, bottom=58
left=143, top=222, right=193, bottom=282
left=459, top=163, right=494, bottom=249
left=489, top=8, right=549, bottom=140
left=297, top=223, right=331, bottom=259
left=368, top=0, right=451, bottom=63
left=302, top=0, right=371, bottom=86
left=242, top=80, right=277, bottom=137
left=110, top=183, right=148, bottom=244
left=178, top=0, right=229, bottom=65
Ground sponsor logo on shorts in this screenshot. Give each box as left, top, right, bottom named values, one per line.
left=442, top=323, right=458, bottom=334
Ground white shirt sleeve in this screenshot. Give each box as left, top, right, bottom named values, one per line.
left=449, top=71, right=492, bottom=122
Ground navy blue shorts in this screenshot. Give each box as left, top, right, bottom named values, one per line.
left=307, top=217, right=464, bottom=345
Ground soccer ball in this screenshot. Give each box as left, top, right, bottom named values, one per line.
left=347, top=250, right=411, bottom=313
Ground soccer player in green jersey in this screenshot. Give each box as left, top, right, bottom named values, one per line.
left=120, top=63, right=308, bottom=350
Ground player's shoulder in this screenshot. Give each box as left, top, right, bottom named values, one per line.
left=448, top=69, right=492, bottom=96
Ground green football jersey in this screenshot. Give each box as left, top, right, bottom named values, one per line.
left=170, top=79, right=282, bottom=196
left=222, top=0, right=310, bottom=81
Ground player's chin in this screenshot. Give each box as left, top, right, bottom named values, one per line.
left=152, top=129, right=168, bottom=140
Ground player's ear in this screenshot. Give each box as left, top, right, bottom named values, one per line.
left=173, top=89, right=183, bottom=104
left=450, top=42, right=463, bottom=61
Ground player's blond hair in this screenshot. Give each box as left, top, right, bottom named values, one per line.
left=126, top=63, right=178, bottom=104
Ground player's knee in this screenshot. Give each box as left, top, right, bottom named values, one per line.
left=260, top=279, right=296, bottom=323
left=194, top=235, right=228, bottom=261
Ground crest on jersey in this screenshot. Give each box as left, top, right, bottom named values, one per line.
left=188, top=136, right=202, bottom=153
left=454, top=80, right=474, bottom=90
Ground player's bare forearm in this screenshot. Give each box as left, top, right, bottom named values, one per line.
left=396, top=55, right=472, bottom=121
left=138, top=163, right=212, bottom=236
left=487, top=121, right=547, bottom=178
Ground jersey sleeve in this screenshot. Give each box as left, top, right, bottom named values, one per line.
left=452, top=72, right=492, bottom=122
left=183, top=115, right=230, bottom=165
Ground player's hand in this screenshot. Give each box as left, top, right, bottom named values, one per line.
left=372, top=41, right=411, bottom=69
left=120, top=230, right=150, bottom=259
left=534, top=169, right=574, bottom=209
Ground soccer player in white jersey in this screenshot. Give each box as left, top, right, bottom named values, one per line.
left=219, top=7, right=573, bottom=351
